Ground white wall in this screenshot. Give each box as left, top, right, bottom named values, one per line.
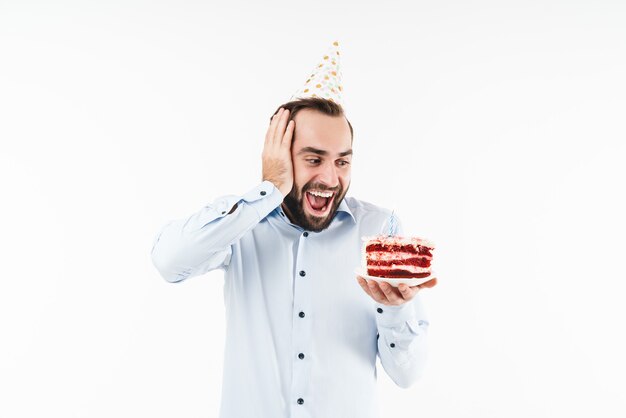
left=1, top=0, right=625, bottom=416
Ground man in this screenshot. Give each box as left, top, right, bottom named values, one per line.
left=151, top=97, right=436, bottom=418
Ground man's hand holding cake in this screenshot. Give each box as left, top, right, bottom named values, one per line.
left=357, top=275, right=437, bottom=306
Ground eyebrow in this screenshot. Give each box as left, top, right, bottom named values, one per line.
left=297, top=146, right=353, bottom=157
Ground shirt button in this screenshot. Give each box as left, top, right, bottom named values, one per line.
left=221, top=211, right=226, bottom=215
left=299, top=270, right=306, bottom=277
left=297, top=398, right=304, bottom=405
left=390, top=343, right=396, bottom=348
left=260, top=191, right=267, bottom=196
left=377, top=308, right=383, bottom=314
left=299, top=311, right=305, bottom=318
left=303, top=231, right=309, bottom=237
left=298, top=353, right=305, bottom=359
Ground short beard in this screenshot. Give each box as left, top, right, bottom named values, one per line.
left=282, top=181, right=348, bottom=232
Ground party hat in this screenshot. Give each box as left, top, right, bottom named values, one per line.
left=289, top=40, right=345, bottom=107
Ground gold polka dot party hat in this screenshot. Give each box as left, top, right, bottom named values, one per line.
left=289, top=40, right=344, bottom=107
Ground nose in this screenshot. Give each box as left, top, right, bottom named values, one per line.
left=316, top=161, right=340, bottom=189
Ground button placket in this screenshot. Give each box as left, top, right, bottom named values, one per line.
left=290, top=228, right=313, bottom=417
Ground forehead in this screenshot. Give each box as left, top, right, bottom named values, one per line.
left=293, top=109, right=352, bottom=152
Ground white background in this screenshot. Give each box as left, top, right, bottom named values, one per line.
left=1, top=0, right=625, bottom=417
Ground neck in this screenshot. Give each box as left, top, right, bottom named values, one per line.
left=280, top=202, right=298, bottom=226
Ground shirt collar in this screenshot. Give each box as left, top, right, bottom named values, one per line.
left=336, top=197, right=356, bottom=224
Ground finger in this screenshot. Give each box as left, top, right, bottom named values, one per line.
left=265, top=111, right=278, bottom=142
left=273, top=109, right=290, bottom=143
left=265, top=114, right=276, bottom=144
left=357, top=276, right=375, bottom=298
left=379, top=281, right=403, bottom=305
left=264, top=113, right=279, bottom=145
left=398, top=283, right=418, bottom=301
left=419, top=277, right=438, bottom=289
left=266, top=108, right=284, bottom=145
left=367, top=280, right=390, bottom=304
left=281, top=119, right=295, bottom=148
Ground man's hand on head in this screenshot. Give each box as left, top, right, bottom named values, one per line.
left=262, top=108, right=295, bottom=198
left=356, top=276, right=438, bottom=306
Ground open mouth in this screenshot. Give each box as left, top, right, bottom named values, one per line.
left=304, top=190, right=335, bottom=216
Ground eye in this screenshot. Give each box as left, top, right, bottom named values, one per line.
left=337, top=160, right=350, bottom=167
left=306, top=159, right=321, bottom=164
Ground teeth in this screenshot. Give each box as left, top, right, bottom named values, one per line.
left=307, top=190, right=333, bottom=198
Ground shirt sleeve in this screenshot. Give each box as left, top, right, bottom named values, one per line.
left=374, top=296, right=429, bottom=388
left=374, top=211, right=430, bottom=388
left=150, top=181, right=284, bottom=283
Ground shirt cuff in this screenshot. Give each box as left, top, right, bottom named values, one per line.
left=374, top=300, right=416, bottom=328
left=240, top=181, right=284, bottom=221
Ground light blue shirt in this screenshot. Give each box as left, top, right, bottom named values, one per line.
left=151, top=181, right=429, bottom=418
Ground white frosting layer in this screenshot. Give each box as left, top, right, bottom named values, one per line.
left=362, top=235, right=435, bottom=250
left=366, top=251, right=432, bottom=261
left=368, top=264, right=431, bottom=273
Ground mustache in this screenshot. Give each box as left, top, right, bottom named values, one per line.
left=303, top=184, right=341, bottom=193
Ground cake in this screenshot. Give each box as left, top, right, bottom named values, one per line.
left=362, top=235, right=435, bottom=278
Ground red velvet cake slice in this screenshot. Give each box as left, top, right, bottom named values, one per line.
left=362, top=236, right=435, bottom=278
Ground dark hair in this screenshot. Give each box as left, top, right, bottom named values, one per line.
left=270, top=97, right=354, bottom=140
